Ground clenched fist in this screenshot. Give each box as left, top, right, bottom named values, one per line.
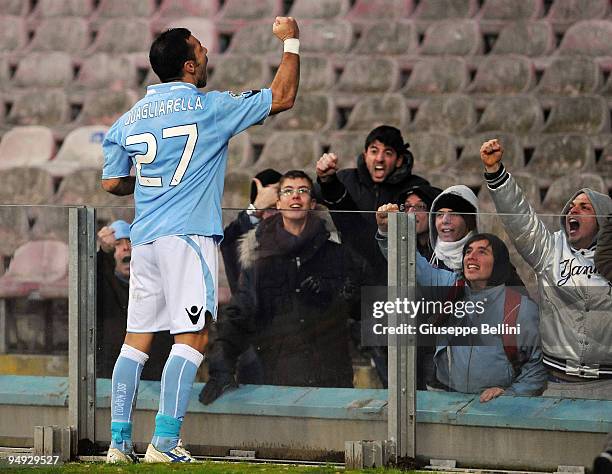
left=480, top=139, right=503, bottom=173
left=316, top=153, right=338, bottom=183
left=376, top=203, right=400, bottom=234
left=97, top=226, right=116, bottom=254
left=273, top=16, right=299, bottom=41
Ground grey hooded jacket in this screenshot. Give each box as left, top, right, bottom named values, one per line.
left=486, top=165, right=612, bottom=376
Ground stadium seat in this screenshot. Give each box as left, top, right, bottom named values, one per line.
left=75, top=53, right=140, bottom=90
left=78, top=89, right=139, bottom=126
left=227, top=23, right=280, bottom=54
left=0, top=15, right=27, bottom=52
left=352, top=20, right=417, bottom=55
left=468, top=55, right=535, bottom=94
left=456, top=132, right=524, bottom=180
left=299, top=55, right=334, bottom=92
left=30, top=0, right=93, bottom=17
left=155, top=0, right=219, bottom=19
left=272, top=94, right=333, bottom=131
left=0, top=167, right=55, bottom=205
left=403, top=57, right=469, bottom=96
left=0, top=240, right=68, bottom=299
left=226, top=131, right=254, bottom=173
left=222, top=170, right=251, bottom=210
left=163, top=18, right=218, bottom=54
left=93, top=0, right=156, bottom=19
left=596, top=141, right=612, bottom=185
left=511, top=171, right=542, bottom=209
left=256, top=131, right=322, bottom=171
left=491, top=21, right=554, bottom=56
left=217, top=0, right=281, bottom=20
left=0, top=0, right=29, bottom=15
left=542, top=96, right=609, bottom=134
left=479, top=0, right=543, bottom=20
left=0, top=126, right=55, bottom=170
left=410, top=95, right=476, bottom=134
left=8, top=89, right=70, bottom=127
left=28, top=18, right=90, bottom=54
left=337, top=57, right=399, bottom=93
left=0, top=55, right=9, bottom=85
left=299, top=20, right=353, bottom=54
left=536, top=56, right=602, bottom=95
left=328, top=131, right=366, bottom=167
left=346, top=0, right=413, bottom=19
left=13, top=52, right=73, bottom=88
left=90, top=19, right=152, bottom=54
left=43, top=126, right=107, bottom=178
left=420, top=20, right=482, bottom=55
left=412, top=0, right=478, bottom=19
left=0, top=207, right=29, bottom=258
left=542, top=173, right=606, bottom=224
left=290, top=0, right=350, bottom=18
left=29, top=207, right=69, bottom=244
left=558, top=20, right=612, bottom=56
left=55, top=168, right=134, bottom=221
left=546, top=0, right=609, bottom=25
left=409, top=133, right=456, bottom=176
left=475, top=96, right=543, bottom=134
left=526, top=134, right=595, bottom=186
left=345, top=94, right=408, bottom=131
left=207, top=55, right=268, bottom=93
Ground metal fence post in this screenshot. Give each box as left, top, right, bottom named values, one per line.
left=387, top=211, right=417, bottom=461
left=68, top=207, right=97, bottom=452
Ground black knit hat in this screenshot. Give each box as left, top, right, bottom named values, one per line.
left=249, top=168, right=282, bottom=203
left=399, top=185, right=442, bottom=210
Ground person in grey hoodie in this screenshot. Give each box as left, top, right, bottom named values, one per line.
left=416, top=233, right=547, bottom=402
left=480, top=139, right=612, bottom=399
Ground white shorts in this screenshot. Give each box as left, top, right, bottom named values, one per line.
left=127, top=235, right=218, bottom=334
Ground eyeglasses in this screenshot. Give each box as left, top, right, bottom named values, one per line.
left=400, top=203, right=428, bottom=212
left=279, top=187, right=311, bottom=197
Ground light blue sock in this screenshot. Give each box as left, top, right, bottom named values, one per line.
left=110, top=344, right=148, bottom=452
left=152, top=344, right=204, bottom=452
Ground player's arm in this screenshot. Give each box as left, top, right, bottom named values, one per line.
left=101, top=176, right=136, bottom=196
left=269, top=17, right=300, bottom=115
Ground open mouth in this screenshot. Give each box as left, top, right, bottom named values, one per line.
left=567, top=217, right=580, bottom=234
left=289, top=204, right=302, bottom=209
left=122, top=256, right=131, bottom=264
left=465, top=264, right=479, bottom=271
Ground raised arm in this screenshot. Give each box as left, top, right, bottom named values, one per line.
left=101, top=176, right=135, bottom=196
left=480, top=139, right=555, bottom=273
left=269, top=17, right=300, bottom=115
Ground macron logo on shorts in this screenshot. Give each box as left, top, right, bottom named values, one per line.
left=185, top=306, right=203, bottom=325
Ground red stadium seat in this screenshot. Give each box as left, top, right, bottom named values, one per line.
left=299, top=20, right=353, bottom=54
left=420, top=20, right=482, bottom=55
left=411, top=95, right=476, bottom=134
left=227, top=23, right=279, bottom=54
left=546, top=0, right=609, bottom=27
left=558, top=20, right=612, bottom=56
left=327, top=131, right=367, bottom=167
left=289, top=0, right=350, bottom=19
left=156, top=0, right=219, bottom=18
left=412, top=0, right=478, bottom=19
left=31, top=0, right=94, bottom=18
left=0, top=126, right=55, bottom=170
left=257, top=131, right=322, bottom=170
left=217, top=0, right=281, bottom=21
left=475, top=96, right=543, bottom=134
left=0, top=240, right=68, bottom=299
left=272, top=93, right=333, bottom=131
left=8, top=90, right=70, bottom=127
left=0, top=168, right=55, bottom=205
left=468, top=55, right=535, bottom=94
left=456, top=132, right=524, bottom=182
left=29, top=18, right=90, bottom=54
left=0, top=15, right=28, bottom=52
left=207, top=55, right=268, bottom=92
left=13, top=52, right=73, bottom=88
left=536, top=56, right=602, bottom=95
left=345, top=94, right=408, bottom=131
left=347, top=0, right=413, bottom=19
left=44, top=125, right=107, bottom=178
left=78, top=89, right=139, bottom=126
left=226, top=131, right=254, bottom=173
left=352, top=21, right=417, bottom=55
left=403, top=57, right=469, bottom=96
left=491, top=20, right=555, bottom=56
left=90, top=18, right=152, bottom=54
left=299, top=55, right=334, bottom=92
left=336, top=57, right=399, bottom=93
left=409, top=132, right=456, bottom=176
left=597, top=141, right=612, bottom=187
left=0, top=207, right=29, bottom=258
left=542, top=96, right=609, bottom=134
left=163, top=18, right=218, bottom=54
left=75, top=53, right=140, bottom=90
left=479, top=0, right=543, bottom=20
left=93, top=0, right=156, bottom=19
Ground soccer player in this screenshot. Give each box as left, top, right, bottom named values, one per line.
left=101, top=17, right=300, bottom=463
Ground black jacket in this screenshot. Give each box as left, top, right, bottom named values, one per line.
left=210, top=213, right=369, bottom=388
left=220, top=210, right=256, bottom=294
left=96, top=250, right=172, bottom=380
left=315, top=154, right=429, bottom=283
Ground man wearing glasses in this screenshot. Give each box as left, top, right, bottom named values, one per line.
left=200, top=170, right=369, bottom=404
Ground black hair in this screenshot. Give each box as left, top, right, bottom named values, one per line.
left=149, top=28, right=194, bottom=83
left=364, top=125, right=414, bottom=170
left=279, top=170, right=314, bottom=190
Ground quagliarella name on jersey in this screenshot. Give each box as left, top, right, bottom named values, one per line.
left=124, top=97, right=204, bottom=125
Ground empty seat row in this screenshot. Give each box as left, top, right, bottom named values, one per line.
left=8, top=0, right=610, bottom=24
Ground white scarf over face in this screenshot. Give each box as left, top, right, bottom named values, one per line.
left=431, top=231, right=474, bottom=271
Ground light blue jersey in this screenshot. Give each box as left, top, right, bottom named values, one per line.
left=103, top=82, right=272, bottom=245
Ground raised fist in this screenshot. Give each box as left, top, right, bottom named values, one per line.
left=97, top=226, right=116, bottom=254
left=252, top=177, right=280, bottom=217
left=316, top=152, right=338, bottom=183
left=376, top=203, right=400, bottom=234
left=273, top=16, right=299, bottom=41
left=480, top=139, right=503, bottom=173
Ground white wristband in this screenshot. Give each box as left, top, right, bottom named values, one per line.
left=283, top=38, right=300, bottom=55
